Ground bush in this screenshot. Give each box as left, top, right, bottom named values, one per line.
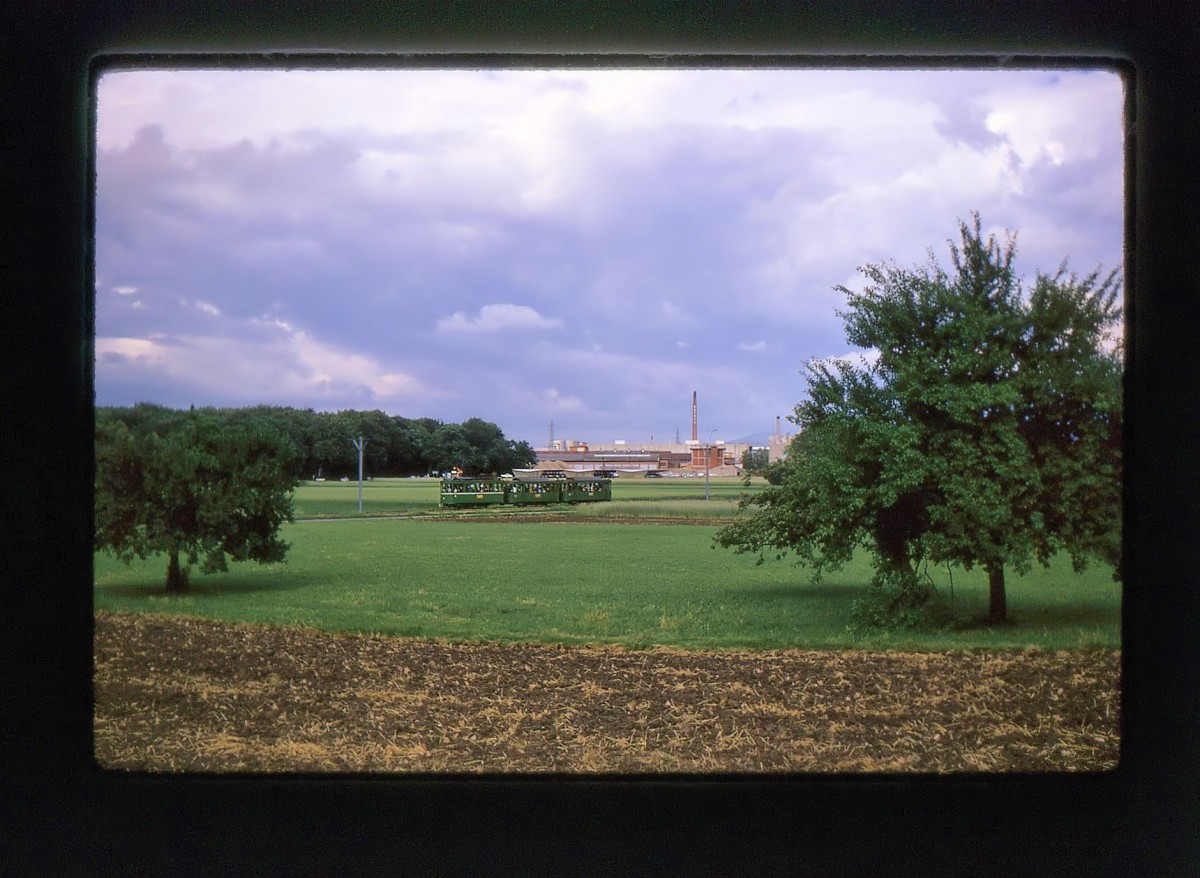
left=848, top=566, right=953, bottom=632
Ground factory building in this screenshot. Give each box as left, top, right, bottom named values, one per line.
left=767, top=415, right=794, bottom=463
left=531, top=391, right=787, bottom=477
left=530, top=442, right=742, bottom=476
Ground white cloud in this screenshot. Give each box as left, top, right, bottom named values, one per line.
left=251, top=316, right=293, bottom=333
left=97, top=318, right=435, bottom=405
left=737, top=340, right=767, bottom=352
left=816, top=348, right=881, bottom=369
left=436, top=304, right=563, bottom=333
left=96, top=337, right=164, bottom=363
left=984, top=73, right=1122, bottom=167
left=113, top=285, right=138, bottom=295
left=369, top=373, right=424, bottom=398
left=544, top=388, right=583, bottom=410
left=178, top=298, right=222, bottom=316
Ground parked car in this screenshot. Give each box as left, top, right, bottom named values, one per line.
left=644, top=471, right=663, bottom=478
left=592, top=469, right=617, bottom=478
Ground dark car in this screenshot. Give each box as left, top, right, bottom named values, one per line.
left=592, top=469, right=617, bottom=478
left=644, top=470, right=663, bottom=478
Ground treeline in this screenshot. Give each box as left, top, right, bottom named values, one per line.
left=96, top=404, right=538, bottom=479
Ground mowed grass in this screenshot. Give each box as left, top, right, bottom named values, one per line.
left=291, top=478, right=439, bottom=518
left=93, top=517, right=1121, bottom=651
left=291, top=476, right=760, bottom=521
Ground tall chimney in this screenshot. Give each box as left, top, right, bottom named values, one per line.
left=691, top=391, right=698, bottom=442
left=775, top=416, right=781, bottom=436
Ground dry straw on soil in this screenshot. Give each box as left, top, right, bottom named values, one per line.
left=94, top=612, right=1120, bottom=773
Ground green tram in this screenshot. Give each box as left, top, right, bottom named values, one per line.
left=439, top=476, right=613, bottom=507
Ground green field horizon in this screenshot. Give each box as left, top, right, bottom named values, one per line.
left=289, top=475, right=760, bottom=520
left=94, top=510, right=1121, bottom=652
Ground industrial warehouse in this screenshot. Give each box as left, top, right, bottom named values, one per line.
left=524, top=392, right=794, bottom=478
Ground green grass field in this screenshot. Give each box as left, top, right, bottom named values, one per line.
left=94, top=513, right=1121, bottom=651
left=290, top=475, right=759, bottom=520
left=291, top=478, right=440, bottom=518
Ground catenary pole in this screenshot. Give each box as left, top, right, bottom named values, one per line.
left=352, top=435, right=366, bottom=514
left=705, top=427, right=717, bottom=500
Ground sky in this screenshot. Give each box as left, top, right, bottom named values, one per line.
left=94, top=66, right=1125, bottom=447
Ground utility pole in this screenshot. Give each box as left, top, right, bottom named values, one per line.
left=705, top=427, right=717, bottom=501
left=352, top=435, right=366, bottom=514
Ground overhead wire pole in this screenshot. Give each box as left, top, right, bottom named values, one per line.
left=705, top=427, right=717, bottom=500
left=352, top=435, right=366, bottom=514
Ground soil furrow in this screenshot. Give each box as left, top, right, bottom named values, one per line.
left=94, top=611, right=1120, bottom=773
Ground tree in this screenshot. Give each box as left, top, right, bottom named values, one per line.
left=422, top=418, right=536, bottom=475
left=386, top=416, right=429, bottom=475
left=95, top=408, right=298, bottom=592
left=456, top=417, right=533, bottom=474
left=424, top=422, right=476, bottom=475
left=311, top=410, right=390, bottom=477
left=741, top=447, right=770, bottom=474
left=502, top=438, right=538, bottom=473
left=716, top=214, right=1122, bottom=626
left=221, top=404, right=312, bottom=479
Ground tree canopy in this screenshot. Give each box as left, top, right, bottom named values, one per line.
left=431, top=418, right=537, bottom=476
left=715, top=214, right=1122, bottom=626
left=96, top=405, right=537, bottom=482
left=95, top=406, right=299, bottom=592
left=740, top=447, right=770, bottom=475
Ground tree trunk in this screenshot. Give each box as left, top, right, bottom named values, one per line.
left=987, top=563, right=1007, bottom=625
left=166, top=547, right=189, bottom=593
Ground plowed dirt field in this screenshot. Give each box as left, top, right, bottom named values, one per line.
left=94, top=612, right=1120, bottom=773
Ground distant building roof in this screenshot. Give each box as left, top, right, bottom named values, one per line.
left=534, top=450, right=660, bottom=463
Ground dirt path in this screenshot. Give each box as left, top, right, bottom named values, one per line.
left=94, top=612, right=1120, bottom=773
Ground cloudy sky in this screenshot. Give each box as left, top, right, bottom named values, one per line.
left=94, top=66, right=1124, bottom=447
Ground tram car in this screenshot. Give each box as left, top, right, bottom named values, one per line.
left=439, top=475, right=612, bottom=507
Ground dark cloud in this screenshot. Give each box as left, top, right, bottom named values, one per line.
left=94, top=70, right=1125, bottom=444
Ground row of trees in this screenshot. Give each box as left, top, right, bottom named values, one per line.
left=95, top=406, right=534, bottom=591
left=716, top=214, right=1122, bottom=626
left=96, top=405, right=537, bottom=481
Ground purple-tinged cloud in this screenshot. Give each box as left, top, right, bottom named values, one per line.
left=436, top=304, right=564, bottom=334
left=94, top=67, right=1124, bottom=444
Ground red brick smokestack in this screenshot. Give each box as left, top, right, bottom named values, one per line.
left=692, top=391, right=698, bottom=442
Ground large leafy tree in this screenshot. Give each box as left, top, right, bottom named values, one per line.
left=422, top=418, right=536, bottom=475
left=460, top=417, right=537, bottom=474
left=385, top=416, right=430, bottom=475
left=716, top=215, right=1121, bottom=626
left=740, top=447, right=771, bottom=474
left=95, top=407, right=298, bottom=592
